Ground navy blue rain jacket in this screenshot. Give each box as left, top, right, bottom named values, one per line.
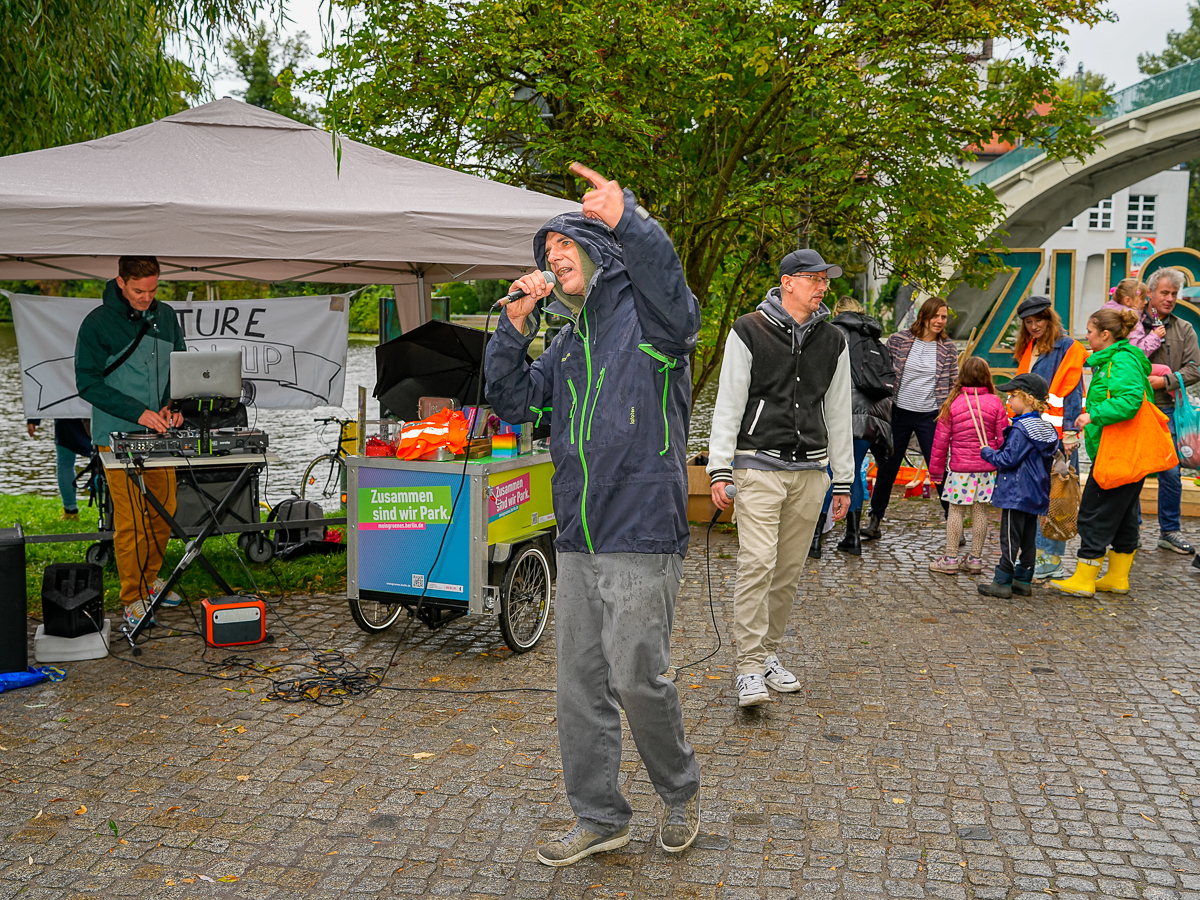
left=980, top=411, right=1061, bottom=515
left=484, top=190, right=701, bottom=556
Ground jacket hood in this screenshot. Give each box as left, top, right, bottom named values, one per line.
left=535, top=212, right=624, bottom=318
left=1087, top=338, right=1152, bottom=375
left=831, top=311, right=883, bottom=339
left=758, top=287, right=830, bottom=352
left=103, top=278, right=136, bottom=315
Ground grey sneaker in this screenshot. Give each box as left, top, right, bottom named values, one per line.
left=736, top=673, right=770, bottom=707
left=763, top=655, right=802, bottom=692
left=1159, top=532, right=1195, bottom=555
left=536, top=824, right=630, bottom=866
left=660, top=786, right=700, bottom=853
left=1033, top=553, right=1064, bottom=580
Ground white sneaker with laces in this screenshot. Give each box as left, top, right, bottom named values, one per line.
left=736, top=673, right=770, bottom=707
left=763, top=655, right=802, bottom=692
left=152, top=578, right=182, bottom=608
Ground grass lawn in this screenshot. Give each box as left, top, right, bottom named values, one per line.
left=3, top=494, right=347, bottom=616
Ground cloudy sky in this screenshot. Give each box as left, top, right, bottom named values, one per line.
left=210, top=0, right=1192, bottom=102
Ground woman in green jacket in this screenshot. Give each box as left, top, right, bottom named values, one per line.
left=1054, top=307, right=1151, bottom=597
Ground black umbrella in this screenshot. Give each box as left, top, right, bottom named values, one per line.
left=374, top=321, right=489, bottom=423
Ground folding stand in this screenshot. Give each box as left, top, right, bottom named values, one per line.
left=100, top=451, right=279, bottom=653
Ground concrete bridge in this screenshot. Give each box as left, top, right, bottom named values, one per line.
left=948, top=57, right=1200, bottom=342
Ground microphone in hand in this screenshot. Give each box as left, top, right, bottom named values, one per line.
left=495, top=271, right=557, bottom=308
left=710, top=483, right=737, bottom=525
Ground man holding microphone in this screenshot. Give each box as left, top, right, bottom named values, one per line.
left=485, top=163, right=703, bottom=864
left=707, top=250, right=854, bottom=707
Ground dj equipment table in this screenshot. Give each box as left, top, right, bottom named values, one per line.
left=100, top=451, right=281, bottom=653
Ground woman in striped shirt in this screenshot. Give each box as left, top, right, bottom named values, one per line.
left=861, top=296, right=960, bottom=542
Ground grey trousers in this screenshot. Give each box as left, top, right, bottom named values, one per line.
left=554, top=551, right=701, bottom=836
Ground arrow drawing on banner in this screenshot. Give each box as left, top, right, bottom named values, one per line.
left=24, top=356, right=84, bottom=413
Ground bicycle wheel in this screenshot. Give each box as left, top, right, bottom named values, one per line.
left=300, top=453, right=347, bottom=508
left=499, top=543, right=553, bottom=652
left=349, top=595, right=404, bottom=633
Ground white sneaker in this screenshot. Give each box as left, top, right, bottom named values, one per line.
left=736, top=673, right=770, bottom=707
left=152, top=578, right=182, bottom=608
left=763, top=655, right=802, bottom=692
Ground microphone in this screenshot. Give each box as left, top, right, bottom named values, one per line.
left=710, top=483, right=737, bottom=525
left=495, top=271, right=556, bottom=307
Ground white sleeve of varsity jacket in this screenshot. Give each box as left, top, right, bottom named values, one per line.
left=706, top=329, right=753, bottom=486
left=827, top=343, right=856, bottom=495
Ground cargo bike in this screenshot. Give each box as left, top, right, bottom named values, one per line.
left=346, top=451, right=555, bottom=652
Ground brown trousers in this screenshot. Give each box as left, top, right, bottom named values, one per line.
left=104, top=455, right=177, bottom=606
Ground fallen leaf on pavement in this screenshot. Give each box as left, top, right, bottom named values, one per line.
left=197, top=874, right=215, bottom=883
left=74, top=805, right=87, bottom=815
left=115, top=703, right=130, bottom=708
left=892, top=797, right=905, bottom=804
left=236, top=775, right=249, bottom=782
left=413, top=752, right=435, bottom=759
left=218, top=876, right=239, bottom=882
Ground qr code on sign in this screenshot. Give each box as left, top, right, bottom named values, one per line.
left=412, top=574, right=425, bottom=589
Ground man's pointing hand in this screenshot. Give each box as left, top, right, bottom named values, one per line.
left=570, top=162, right=624, bottom=229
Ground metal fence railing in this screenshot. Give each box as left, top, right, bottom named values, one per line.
left=967, top=56, right=1200, bottom=187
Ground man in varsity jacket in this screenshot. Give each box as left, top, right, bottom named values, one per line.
left=707, top=249, right=855, bottom=708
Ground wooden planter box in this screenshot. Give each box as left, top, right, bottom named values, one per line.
left=1138, top=475, right=1200, bottom=517
left=687, top=464, right=734, bottom=524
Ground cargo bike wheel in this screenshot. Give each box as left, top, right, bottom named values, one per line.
left=499, top=543, right=552, bottom=653
left=349, top=595, right=404, bottom=633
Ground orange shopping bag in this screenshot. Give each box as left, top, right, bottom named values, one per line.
left=1092, top=398, right=1178, bottom=489
left=395, top=409, right=470, bottom=460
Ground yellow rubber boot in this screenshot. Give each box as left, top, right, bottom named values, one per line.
left=1052, top=558, right=1102, bottom=597
left=1095, top=550, right=1136, bottom=594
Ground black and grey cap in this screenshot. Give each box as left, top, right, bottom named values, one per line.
left=779, top=249, right=843, bottom=279
left=1016, top=295, right=1052, bottom=319
left=998, top=372, right=1049, bottom=402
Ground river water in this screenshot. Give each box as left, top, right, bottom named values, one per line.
left=0, top=324, right=717, bottom=500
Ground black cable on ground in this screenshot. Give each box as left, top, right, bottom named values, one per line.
left=671, top=519, right=726, bottom=675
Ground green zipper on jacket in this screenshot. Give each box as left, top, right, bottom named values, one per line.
left=586, top=368, right=606, bottom=441
left=576, top=311, right=595, bottom=552
left=529, top=406, right=552, bottom=428
left=567, top=382, right=578, bottom=444
left=638, top=343, right=678, bottom=456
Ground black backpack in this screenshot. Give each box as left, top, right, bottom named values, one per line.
left=846, top=330, right=896, bottom=400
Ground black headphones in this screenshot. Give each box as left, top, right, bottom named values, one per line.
left=125, top=299, right=159, bottom=320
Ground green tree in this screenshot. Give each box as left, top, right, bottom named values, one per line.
left=316, top=0, right=1109, bottom=396
left=1054, top=67, right=1112, bottom=105
left=1139, top=1, right=1200, bottom=248
left=1138, top=1, right=1200, bottom=74
left=225, top=23, right=318, bottom=124
left=0, top=1, right=269, bottom=156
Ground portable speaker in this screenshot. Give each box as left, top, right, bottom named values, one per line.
left=201, top=596, right=266, bottom=647
left=42, top=563, right=104, bottom=639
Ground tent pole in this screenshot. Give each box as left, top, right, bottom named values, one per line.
left=417, top=272, right=426, bottom=325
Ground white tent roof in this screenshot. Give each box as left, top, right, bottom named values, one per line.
left=0, top=99, right=578, bottom=285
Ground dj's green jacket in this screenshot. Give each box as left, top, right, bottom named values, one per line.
left=74, top=279, right=186, bottom=447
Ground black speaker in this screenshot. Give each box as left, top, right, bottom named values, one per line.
left=0, top=526, right=25, bottom=672
left=42, top=563, right=104, bottom=639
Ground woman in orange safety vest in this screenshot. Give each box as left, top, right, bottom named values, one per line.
left=1012, top=295, right=1088, bottom=580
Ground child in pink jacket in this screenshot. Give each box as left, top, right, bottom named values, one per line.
left=928, top=358, right=1009, bottom=575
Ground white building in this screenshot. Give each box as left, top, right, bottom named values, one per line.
left=1035, top=167, right=1189, bottom=337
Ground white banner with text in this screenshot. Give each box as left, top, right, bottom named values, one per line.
left=7, top=293, right=351, bottom=418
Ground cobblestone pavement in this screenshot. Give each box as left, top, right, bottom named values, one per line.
left=5, top=499, right=1200, bottom=899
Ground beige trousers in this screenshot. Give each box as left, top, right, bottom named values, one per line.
left=731, top=467, right=829, bottom=676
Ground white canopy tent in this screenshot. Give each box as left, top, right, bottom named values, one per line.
left=0, top=98, right=578, bottom=330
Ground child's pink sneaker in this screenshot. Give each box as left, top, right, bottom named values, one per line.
left=960, top=555, right=984, bottom=574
